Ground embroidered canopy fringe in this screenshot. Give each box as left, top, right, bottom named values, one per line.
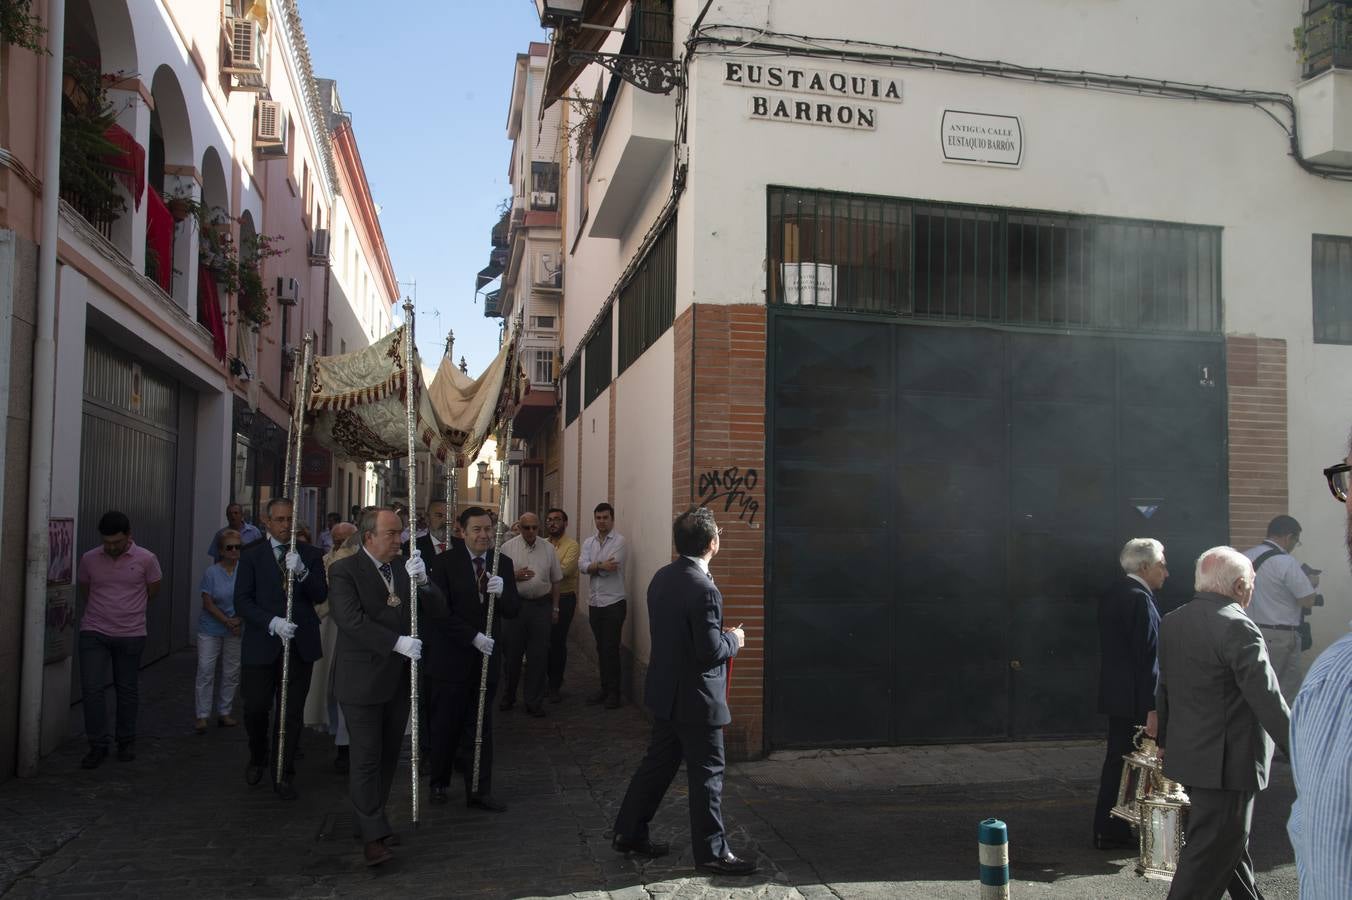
left=306, top=324, right=522, bottom=469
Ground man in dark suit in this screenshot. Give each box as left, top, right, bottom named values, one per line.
left=425, top=505, right=520, bottom=811
left=234, top=497, right=327, bottom=800
left=1157, top=546, right=1291, bottom=900
left=612, top=507, right=755, bottom=876
left=328, top=507, right=447, bottom=867
left=1092, top=537, right=1167, bottom=850
left=402, top=499, right=464, bottom=560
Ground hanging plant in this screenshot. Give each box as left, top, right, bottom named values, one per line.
left=0, top=0, right=47, bottom=54
left=58, top=57, right=125, bottom=226
left=161, top=186, right=204, bottom=224
left=235, top=231, right=287, bottom=329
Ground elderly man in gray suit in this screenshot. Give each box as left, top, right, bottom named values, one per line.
left=1157, top=546, right=1290, bottom=900
left=328, top=507, right=448, bottom=867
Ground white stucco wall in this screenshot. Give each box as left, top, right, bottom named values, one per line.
left=661, top=3, right=1352, bottom=653
left=612, top=330, right=677, bottom=664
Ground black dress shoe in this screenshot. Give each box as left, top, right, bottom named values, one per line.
left=245, top=762, right=265, bottom=786
left=696, top=851, right=758, bottom=876
left=547, top=688, right=564, bottom=703
left=526, top=703, right=546, bottom=718
left=80, top=746, right=108, bottom=770
left=274, top=780, right=298, bottom=801
left=467, top=794, right=507, bottom=812
left=612, top=835, right=670, bottom=858
left=363, top=840, right=393, bottom=867
left=384, top=832, right=401, bottom=847
left=430, top=784, right=448, bottom=805
left=116, top=742, right=135, bottom=762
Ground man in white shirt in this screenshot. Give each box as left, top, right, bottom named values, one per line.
left=499, top=513, right=563, bottom=717
left=579, top=502, right=628, bottom=709
left=1243, top=515, right=1318, bottom=702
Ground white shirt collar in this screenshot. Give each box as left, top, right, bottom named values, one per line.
left=684, top=555, right=710, bottom=575
left=363, top=547, right=393, bottom=573
left=1126, top=572, right=1152, bottom=594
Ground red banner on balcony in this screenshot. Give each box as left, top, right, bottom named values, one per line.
left=102, top=123, right=145, bottom=210
left=197, top=263, right=229, bottom=362
left=146, top=189, right=173, bottom=293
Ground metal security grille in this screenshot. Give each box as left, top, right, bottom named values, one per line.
left=583, top=308, right=612, bottom=408
left=564, top=363, right=581, bottom=425
left=618, top=216, right=676, bottom=373
left=768, top=187, right=1222, bottom=334
left=1313, top=234, right=1352, bottom=344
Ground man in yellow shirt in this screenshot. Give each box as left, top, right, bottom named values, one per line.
left=545, top=508, right=582, bottom=703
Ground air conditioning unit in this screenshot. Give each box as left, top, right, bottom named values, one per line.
left=309, top=228, right=330, bottom=264
left=224, top=17, right=263, bottom=74
left=276, top=276, right=300, bottom=305
left=530, top=190, right=557, bottom=211
left=535, top=254, right=563, bottom=288
left=254, top=99, right=286, bottom=152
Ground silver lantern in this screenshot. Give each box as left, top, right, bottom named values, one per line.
left=1137, top=777, right=1190, bottom=881
left=1110, top=726, right=1160, bottom=826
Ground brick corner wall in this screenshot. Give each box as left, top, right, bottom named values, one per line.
left=673, top=303, right=767, bottom=761
left=1226, top=335, right=1288, bottom=548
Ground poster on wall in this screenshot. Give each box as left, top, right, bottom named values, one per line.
left=941, top=110, right=1023, bottom=167
left=48, top=517, right=74, bottom=585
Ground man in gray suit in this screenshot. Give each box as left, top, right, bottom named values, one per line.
left=327, top=507, right=447, bottom=867
left=1157, top=546, right=1290, bottom=900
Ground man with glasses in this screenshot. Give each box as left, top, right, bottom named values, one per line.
left=1242, top=515, right=1318, bottom=702
left=235, top=497, right=327, bottom=801
left=1288, top=455, right=1352, bottom=897
left=499, top=512, right=563, bottom=717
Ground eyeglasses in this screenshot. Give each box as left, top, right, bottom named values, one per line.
left=1324, top=462, right=1350, bottom=503
left=222, top=544, right=242, bottom=551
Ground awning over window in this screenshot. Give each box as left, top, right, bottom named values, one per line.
left=541, top=0, right=629, bottom=108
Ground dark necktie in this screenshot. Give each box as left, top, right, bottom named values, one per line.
left=275, top=544, right=286, bottom=572
left=473, top=556, right=487, bottom=599
left=379, top=562, right=393, bottom=582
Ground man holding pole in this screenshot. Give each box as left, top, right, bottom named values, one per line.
left=327, top=507, right=447, bottom=866
left=425, top=506, right=520, bottom=810
left=235, top=497, right=327, bottom=800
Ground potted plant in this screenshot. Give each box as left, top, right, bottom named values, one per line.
left=161, top=186, right=203, bottom=224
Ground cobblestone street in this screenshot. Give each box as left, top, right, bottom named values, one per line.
left=0, top=643, right=1299, bottom=899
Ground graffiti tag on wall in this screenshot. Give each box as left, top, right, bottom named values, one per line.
left=698, top=466, right=760, bottom=526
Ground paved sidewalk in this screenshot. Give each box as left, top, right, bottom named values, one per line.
left=0, top=644, right=1299, bottom=899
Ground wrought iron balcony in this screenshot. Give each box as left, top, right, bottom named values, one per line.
left=1302, top=1, right=1352, bottom=78
left=483, top=289, right=503, bottom=318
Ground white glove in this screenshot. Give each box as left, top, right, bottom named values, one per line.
left=284, top=550, right=306, bottom=577
left=393, top=635, right=422, bottom=660
left=268, top=616, right=297, bottom=641
left=405, top=552, right=428, bottom=586
left=472, top=633, right=495, bottom=657
left=485, top=575, right=504, bottom=596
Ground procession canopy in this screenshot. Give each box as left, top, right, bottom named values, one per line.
left=306, top=323, right=521, bottom=467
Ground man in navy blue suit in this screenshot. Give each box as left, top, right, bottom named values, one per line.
left=235, top=497, right=327, bottom=801
left=611, top=507, right=756, bottom=876
left=1092, top=537, right=1167, bottom=849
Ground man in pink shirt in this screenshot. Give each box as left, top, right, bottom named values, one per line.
left=76, top=511, right=162, bottom=769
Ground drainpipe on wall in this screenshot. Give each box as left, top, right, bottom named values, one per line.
left=19, top=0, right=67, bottom=777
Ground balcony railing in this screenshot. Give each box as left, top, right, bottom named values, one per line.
left=60, top=189, right=116, bottom=241
left=483, top=289, right=503, bottom=318
left=1302, top=1, right=1352, bottom=78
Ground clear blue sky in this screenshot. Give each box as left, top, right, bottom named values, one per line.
left=301, top=0, right=545, bottom=375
